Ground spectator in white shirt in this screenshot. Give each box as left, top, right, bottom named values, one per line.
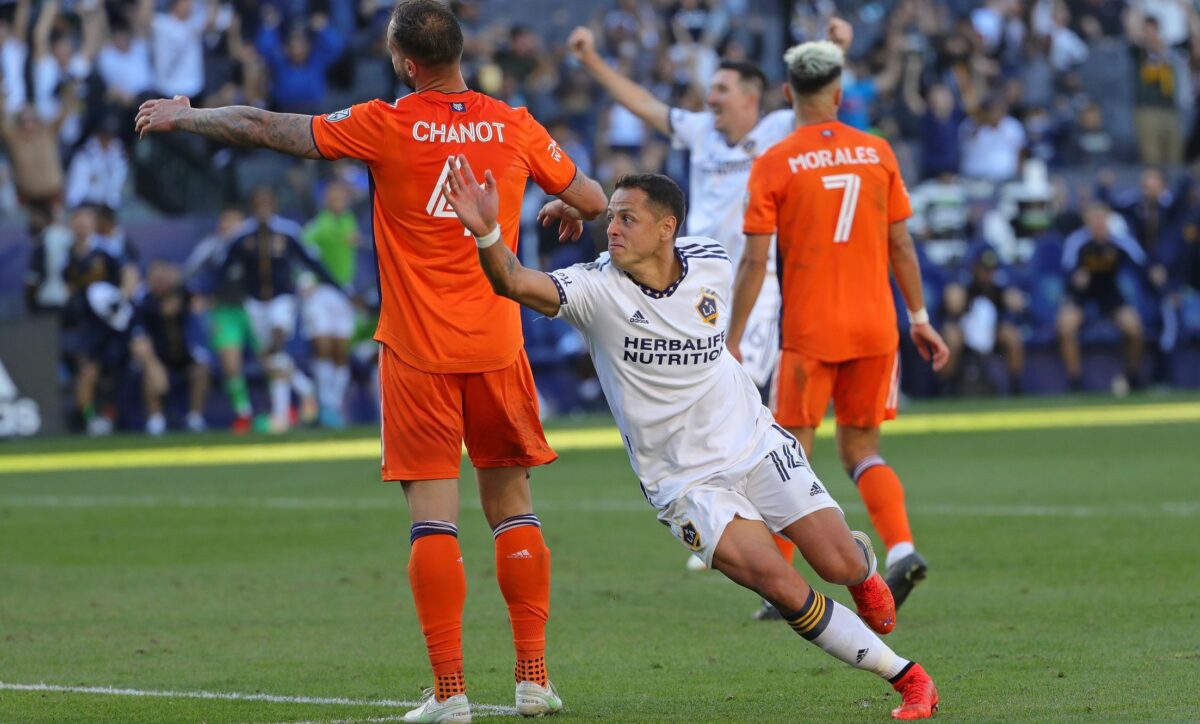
left=0, top=0, right=30, bottom=114
left=31, top=0, right=100, bottom=146
left=65, top=115, right=128, bottom=210
left=151, top=0, right=216, bottom=99
left=960, top=97, right=1027, bottom=184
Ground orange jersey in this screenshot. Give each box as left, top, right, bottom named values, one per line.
left=743, top=121, right=912, bottom=362
left=311, top=91, right=577, bottom=373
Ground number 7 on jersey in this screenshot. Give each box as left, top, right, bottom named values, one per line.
left=821, top=173, right=861, bottom=244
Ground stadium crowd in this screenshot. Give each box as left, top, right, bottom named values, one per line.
left=3, top=0, right=1200, bottom=435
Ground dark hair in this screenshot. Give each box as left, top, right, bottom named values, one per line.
left=389, top=0, right=464, bottom=67
left=788, top=66, right=840, bottom=96
left=717, top=60, right=767, bottom=96
left=614, top=174, right=686, bottom=236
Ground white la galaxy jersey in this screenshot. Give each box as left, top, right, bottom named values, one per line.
left=548, top=236, right=791, bottom=508
left=668, top=107, right=793, bottom=269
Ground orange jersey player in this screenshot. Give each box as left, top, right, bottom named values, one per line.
left=135, top=2, right=607, bottom=722
left=728, top=32, right=946, bottom=718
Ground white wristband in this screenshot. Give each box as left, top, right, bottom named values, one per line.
left=907, top=307, right=930, bottom=326
left=474, top=225, right=501, bottom=249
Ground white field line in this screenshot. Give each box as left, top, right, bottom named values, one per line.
left=0, top=681, right=517, bottom=717
left=0, top=493, right=1197, bottom=518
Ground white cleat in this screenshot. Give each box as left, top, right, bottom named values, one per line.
left=516, top=680, right=563, bottom=717
left=685, top=555, right=708, bottom=572
left=403, top=689, right=471, bottom=723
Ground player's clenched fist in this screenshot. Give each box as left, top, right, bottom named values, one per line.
left=135, top=95, right=192, bottom=139
left=567, top=26, right=596, bottom=60
left=826, top=17, right=853, bottom=51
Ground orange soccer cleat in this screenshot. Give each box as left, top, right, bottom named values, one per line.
left=890, top=663, right=939, bottom=720
left=848, top=572, right=896, bottom=635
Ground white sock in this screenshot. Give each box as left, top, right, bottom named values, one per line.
left=270, top=377, right=291, bottom=422
left=886, top=542, right=915, bottom=569
left=332, top=365, right=350, bottom=410
left=290, top=367, right=314, bottom=400
left=786, top=590, right=909, bottom=680
left=313, top=359, right=335, bottom=409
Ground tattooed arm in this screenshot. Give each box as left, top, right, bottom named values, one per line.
left=134, top=96, right=323, bottom=160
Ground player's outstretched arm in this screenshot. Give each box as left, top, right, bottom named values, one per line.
left=727, top=233, right=772, bottom=362
left=134, top=96, right=323, bottom=160
left=442, top=154, right=563, bottom=318
left=888, top=221, right=950, bottom=370
left=567, top=26, right=671, bottom=136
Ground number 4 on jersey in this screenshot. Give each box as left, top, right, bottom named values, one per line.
left=822, top=172, right=861, bottom=244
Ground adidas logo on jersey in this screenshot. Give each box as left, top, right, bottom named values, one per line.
left=507, top=549, right=533, bottom=559
left=810, top=482, right=825, bottom=497
left=629, top=310, right=650, bottom=325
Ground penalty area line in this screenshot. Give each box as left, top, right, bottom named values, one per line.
left=0, top=682, right=517, bottom=717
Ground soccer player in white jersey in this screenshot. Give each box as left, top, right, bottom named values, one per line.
left=440, top=155, right=940, bottom=721
left=567, top=25, right=795, bottom=388
left=569, top=20, right=855, bottom=586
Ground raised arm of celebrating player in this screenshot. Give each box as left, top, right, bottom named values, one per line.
left=888, top=221, right=950, bottom=370
left=726, top=233, right=771, bottom=363
left=135, top=96, right=323, bottom=159
left=441, top=154, right=565, bottom=318
left=567, top=26, right=671, bottom=136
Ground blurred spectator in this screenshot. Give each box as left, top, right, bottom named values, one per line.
left=1044, top=2, right=1089, bottom=72
left=940, top=247, right=1027, bottom=395
left=0, top=0, right=30, bottom=114
left=301, top=180, right=358, bottom=429
left=97, top=4, right=154, bottom=141
left=1057, top=202, right=1149, bottom=391
left=1097, top=167, right=1186, bottom=295
left=2, top=99, right=74, bottom=213
left=151, top=0, right=218, bottom=99
left=130, top=261, right=210, bottom=435
left=1063, top=101, right=1114, bottom=168
left=905, top=78, right=966, bottom=180
left=65, top=114, right=128, bottom=209
left=1127, top=11, right=1189, bottom=166
left=23, top=202, right=74, bottom=317
left=31, top=0, right=99, bottom=147
left=255, top=7, right=345, bottom=115
left=909, top=171, right=972, bottom=268
left=960, top=96, right=1027, bottom=183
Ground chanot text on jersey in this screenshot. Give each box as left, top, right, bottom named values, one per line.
left=412, top=121, right=507, bottom=144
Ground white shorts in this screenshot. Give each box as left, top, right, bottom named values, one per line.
left=658, top=441, right=842, bottom=567
left=738, top=274, right=781, bottom=389
left=245, top=295, right=297, bottom=348
left=303, top=285, right=355, bottom=340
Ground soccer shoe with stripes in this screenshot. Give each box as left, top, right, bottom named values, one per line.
left=848, top=572, right=896, bottom=635
left=403, top=689, right=471, bottom=723
left=890, top=663, right=939, bottom=720
left=884, top=552, right=929, bottom=610
left=515, top=680, right=562, bottom=717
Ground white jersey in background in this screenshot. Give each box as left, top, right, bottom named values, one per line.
left=667, top=107, right=794, bottom=386
left=548, top=236, right=792, bottom=510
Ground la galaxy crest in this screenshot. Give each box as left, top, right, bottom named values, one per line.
left=680, top=521, right=702, bottom=551
left=696, top=288, right=718, bottom=326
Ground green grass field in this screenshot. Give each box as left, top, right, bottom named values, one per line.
left=2, top=395, right=1199, bottom=722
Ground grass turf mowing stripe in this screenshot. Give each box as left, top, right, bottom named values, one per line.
left=2, top=401, right=1198, bottom=474
left=0, top=682, right=517, bottom=716
left=1, top=494, right=1196, bottom=518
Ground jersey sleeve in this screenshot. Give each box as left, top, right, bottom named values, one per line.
left=742, top=154, right=780, bottom=236
left=668, top=107, right=712, bottom=150
left=519, top=109, right=578, bottom=195
left=311, top=100, right=389, bottom=164
left=883, top=144, right=913, bottom=224
left=547, top=260, right=606, bottom=328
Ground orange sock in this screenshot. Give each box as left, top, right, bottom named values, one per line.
left=494, top=515, right=551, bottom=686
left=773, top=533, right=795, bottom=564
left=852, top=457, right=914, bottom=550
left=408, top=522, right=467, bottom=701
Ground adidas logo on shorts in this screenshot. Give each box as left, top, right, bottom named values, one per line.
left=629, top=310, right=650, bottom=325
left=810, top=482, right=825, bottom=496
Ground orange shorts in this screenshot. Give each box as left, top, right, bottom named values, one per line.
left=771, top=349, right=899, bottom=429
left=378, top=344, right=556, bottom=481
